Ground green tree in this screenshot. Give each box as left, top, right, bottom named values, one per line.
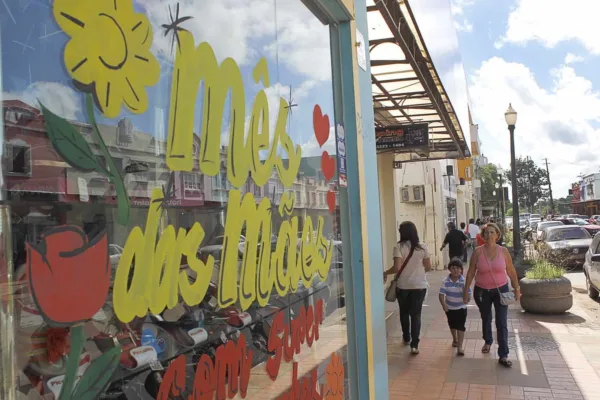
left=505, top=157, right=549, bottom=213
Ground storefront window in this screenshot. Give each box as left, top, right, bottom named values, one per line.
left=1, top=1, right=347, bottom=399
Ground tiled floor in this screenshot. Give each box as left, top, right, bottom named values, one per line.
left=386, top=270, right=600, bottom=400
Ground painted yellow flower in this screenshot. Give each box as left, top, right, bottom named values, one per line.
left=54, top=0, right=159, bottom=118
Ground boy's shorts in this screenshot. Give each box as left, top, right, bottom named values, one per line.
left=446, top=308, right=467, bottom=331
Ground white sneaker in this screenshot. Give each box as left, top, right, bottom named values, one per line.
left=411, top=347, right=419, bottom=355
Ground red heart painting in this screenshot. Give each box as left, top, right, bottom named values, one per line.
left=313, top=105, right=330, bottom=147
left=321, top=151, right=335, bottom=182
left=327, top=191, right=336, bottom=214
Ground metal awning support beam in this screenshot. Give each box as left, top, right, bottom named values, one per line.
left=369, top=37, right=396, bottom=46
left=371, top=59, right=412, bottom=66
left=375, top=0, right=466, bottom=158
left=372, top=75, right=414, bottom=123
left=374, top=76, right=420, bottom=84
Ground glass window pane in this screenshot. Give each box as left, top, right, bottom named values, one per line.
left=0, top=0, right=347, bottom=398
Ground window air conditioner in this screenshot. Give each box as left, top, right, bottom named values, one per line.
left=400, top=185, right=425, bottom=203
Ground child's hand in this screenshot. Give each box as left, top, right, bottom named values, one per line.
left=463, top=293, right=470, bottom=304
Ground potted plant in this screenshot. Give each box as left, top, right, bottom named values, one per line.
left=519, top=260, right=573, bottom=314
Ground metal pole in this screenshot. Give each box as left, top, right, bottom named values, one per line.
left=501, top=177, right=506, bottom=223
left=509, top=125, right=520, bottom=256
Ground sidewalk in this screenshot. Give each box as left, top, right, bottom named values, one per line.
left=386, top=270, right=600, bottom=400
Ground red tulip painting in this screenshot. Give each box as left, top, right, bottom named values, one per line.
left=26, top=225, right=120, bottom=400
left=26, top=225, right=110, bottom=326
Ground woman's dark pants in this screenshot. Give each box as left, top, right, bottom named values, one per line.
left=474, top=284, right=510, bottom=358
left=396, top=288, right=427, bottom=348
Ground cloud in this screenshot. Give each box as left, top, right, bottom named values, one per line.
left=498, top=0, right=600, bottom=54
left=455, top=20, right=473, bottom=33
left=138, top=0, right=331, bottom=82
left=4, top=82, right=81, bottom=120
left=470, top=57, right=600, bottom=198
left=300, top=126, right=336, bottom=157
left=450, top=0, right=476, bottom=15
left=564, top=53, right=584, bottom=65
left=450, top=0, right=475, bottom=33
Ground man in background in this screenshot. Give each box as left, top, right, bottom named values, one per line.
left=440, top=222, right=469, bottom=262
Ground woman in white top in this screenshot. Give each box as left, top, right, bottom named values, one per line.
left=383, top=221, right=432, bottom=354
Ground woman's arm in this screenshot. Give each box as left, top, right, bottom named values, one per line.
left=503, top=247, right=521, bottom=300
left=423, top=257, right=432, bottom=272
left=463, top=248, right=478, bottom=298
left=383, top=256, right=403, bottom=280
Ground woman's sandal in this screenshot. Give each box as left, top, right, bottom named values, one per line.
left=482, top=344, right=491, bottom=353
left=499, top=358, right=513, bottom=368
left=452, top=340, right=458, bottom=348
left=457, top=349, right=465, bottom=356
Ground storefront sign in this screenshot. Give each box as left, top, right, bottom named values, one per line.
left=375, top=123, right=429, bottom=151
left=337, top=124, right=347, bottom=188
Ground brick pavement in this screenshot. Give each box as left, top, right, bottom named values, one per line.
left=386, top=270, right=600, bottom=400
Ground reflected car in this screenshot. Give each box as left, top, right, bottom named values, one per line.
left=537, top=226, right=592, bottom=267
left=109, top=244, right=124, bottom=267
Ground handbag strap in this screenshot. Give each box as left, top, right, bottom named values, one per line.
left=481, top=247, right=504, bottom=295
left=392, top=245, right=415, bottom=283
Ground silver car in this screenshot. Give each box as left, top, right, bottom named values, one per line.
left=584, top=233, right=600, bottom=299
left=538, top=226, right=592, bottom=267
left=534, top=221, right=564, bottom=242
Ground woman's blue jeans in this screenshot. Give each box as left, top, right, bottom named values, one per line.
left=474, top=284, right=510, bottom=358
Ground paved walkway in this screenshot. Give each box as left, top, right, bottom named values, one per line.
left=386, top=270, right=600, bottom=400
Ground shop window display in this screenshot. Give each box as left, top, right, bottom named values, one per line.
left=0, top=1, right=348, bottom=399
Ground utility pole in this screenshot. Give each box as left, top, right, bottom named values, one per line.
left=526, top=156, right=532, bottom=213
left=544, top=158, right=555, bottom=214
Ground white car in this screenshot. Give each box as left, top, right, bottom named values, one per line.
left=584, top=234, right=600, bottom=299
left=534, top=221, right=564, bottom=242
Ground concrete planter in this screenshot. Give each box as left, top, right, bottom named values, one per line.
left=519, top=277, right=573, bottom=314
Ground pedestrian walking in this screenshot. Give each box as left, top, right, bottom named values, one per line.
left=440, top=222, right=468, bottom=260
left=439, top=258, right=471, bottom=356
left=460, top=222, right=470, bottom=262
left=383, top=221, right=432, bottom=354
left=463, top=223, right=521, bottom=368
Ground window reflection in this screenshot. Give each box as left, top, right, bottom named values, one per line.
left=1, top=0, right=348, bottom=398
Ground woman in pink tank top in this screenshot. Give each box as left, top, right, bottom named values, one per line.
left=463, top=223, right=520, bottom=368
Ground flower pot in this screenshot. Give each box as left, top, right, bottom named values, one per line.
left=519, top=277, right=573, bottom=314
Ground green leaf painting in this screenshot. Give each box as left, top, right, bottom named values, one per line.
left=40, top=105, right=101, bottom=173
left=40, top=97, right=131, bottom=226
left=72, top=346, right=121, bottom=400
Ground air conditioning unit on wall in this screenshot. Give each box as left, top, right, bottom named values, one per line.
left=400, top=185, right=425, bottom=203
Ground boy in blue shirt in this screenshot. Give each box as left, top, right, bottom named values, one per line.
left=439, top=258, right=471, bottom=356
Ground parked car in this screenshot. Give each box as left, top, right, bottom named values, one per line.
left=537, top=226, right=592, bottom=268
left=583, top=225, right=600, bottom=237
left=534, top=220, right=564, bottom=242
left=555, top=218, right=588, bottom=226
left=590, top=215, right=600, bottom=225
left=584, top=234, right=600, bottom=299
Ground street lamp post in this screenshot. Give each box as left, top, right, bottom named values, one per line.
left=505, top=104, right=520, bottom=257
